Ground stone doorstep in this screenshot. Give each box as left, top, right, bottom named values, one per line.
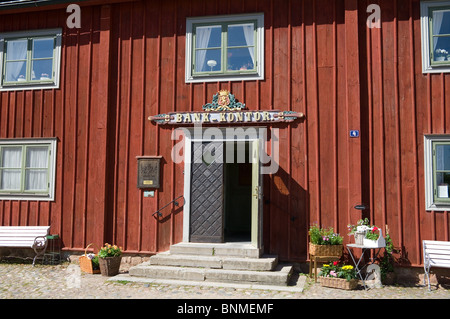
left=169, top=242, right=261, bottom=258
left=149, top=252, right=278, bottom=271
left=128, top=263, right=293, bottom=286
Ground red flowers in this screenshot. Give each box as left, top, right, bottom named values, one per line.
left=372, top=226, right=378, bottom=233
left=333, top=261, right=338, bottom=266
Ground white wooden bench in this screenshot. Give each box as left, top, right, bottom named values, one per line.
left=0, top=226, right=50, bottom=266
left=423, top=240, right=450, bottom=290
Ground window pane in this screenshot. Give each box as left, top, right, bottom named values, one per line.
left=0, top=169, right=21, bottom=190
left=32, top=38, right=54, bottom=59
left=26, top=147, right=48, bottom=168
left=31, top=59, right=53, bottom=80
left=25, top=169, right=47, bottom=191
left=195, top=49, right=221, bottom=72
left=433, top=36, right=450, bottom=61
left=5, top=61, right=27, bottom=82
left=432, top=10, right=450, bottom=35
left=195, top=26, right=221, bottom=49
left=1, top=147, right=22, bottom=168
left=227, top=47, right=255, bottom=71
left=436, top=172, right=450, bottom=198
left=6, top=40, right=27, bottom=60
left=228, top=23, right=254, bottom=47
left=436, top=144, right=450, bottom=170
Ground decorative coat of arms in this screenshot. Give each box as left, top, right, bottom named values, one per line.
left=202, top=90, right=246, bottom=111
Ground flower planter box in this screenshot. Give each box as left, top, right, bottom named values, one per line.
left=363, top=227, right=386, bottom=248
left=309, top=243, right=343, bottom=257
left=320, top=277, right=358, bottom=290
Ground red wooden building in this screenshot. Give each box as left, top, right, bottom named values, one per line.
left=0, top=0, right=449, bottom=270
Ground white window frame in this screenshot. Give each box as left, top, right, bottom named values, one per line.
left=0, top=138, right=57, bottom=201
left=0, top=28, right=62, bottom=91
left=420, top=1, right=450, bottom=73
left=185, top=13, right=264, bottom=83
left=424, top=134, right=450, bottom=211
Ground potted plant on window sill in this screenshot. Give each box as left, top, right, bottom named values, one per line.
left=98, top=243, right=122, bottom=276
left=309, top=224, right=343, bottom=257
left=435, top=49, right=448, bottom=62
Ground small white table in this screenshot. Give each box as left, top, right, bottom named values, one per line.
left=346, top=244, right=385, bottom=290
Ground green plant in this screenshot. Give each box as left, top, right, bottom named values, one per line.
left=319, top=261, right=357, bottom=282
left=309, top=224, right=343, bottom=245
left=87, top=253, right=99, bottom=270
left=98, top=243, right=122, bottom=258
left=347, top=218, right=370, bottom=236
left=380, top=233, right=396, bottom=280
left=365, top=226, right=380, bottom=241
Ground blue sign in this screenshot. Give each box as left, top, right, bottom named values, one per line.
left=350, top=130, right=359, bottom=138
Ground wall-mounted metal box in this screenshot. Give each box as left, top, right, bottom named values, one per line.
left=137, top=156, right=162, bottom=189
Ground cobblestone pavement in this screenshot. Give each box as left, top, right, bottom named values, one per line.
left=0, top=262, right=449, bottom=300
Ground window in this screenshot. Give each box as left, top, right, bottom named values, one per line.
left=421, top=1, right=450, bottom=73
left=186, top=14, right=264, bottom=83
left=0, top=138, right=57, bottom=201
left=0, top=29, right=62, bottom=90
left=424, top=135, right=450, bottom=210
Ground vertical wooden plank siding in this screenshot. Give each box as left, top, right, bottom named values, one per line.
left=0, top=0, right=449, bottom=266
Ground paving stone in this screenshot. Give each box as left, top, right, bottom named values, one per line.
left=0, top=262, right=449, bottom=299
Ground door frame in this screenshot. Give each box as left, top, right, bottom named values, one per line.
left=181, top=126, right=265, bottom=249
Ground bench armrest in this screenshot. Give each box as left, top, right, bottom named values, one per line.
left=32, top=236, right=48, bottom=253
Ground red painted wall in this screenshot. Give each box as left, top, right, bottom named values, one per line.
left=0, top=0, right=448, bottom=267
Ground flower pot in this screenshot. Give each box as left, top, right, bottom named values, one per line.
left=435, top=56, right=446, bottom=62
left=320, top=277, right=358, bottom=290
left=98, top=256, right=122, bottom=276
left=382, top=272, right=396, bottom=285
left=354, top=232, right=365, bottom=245
left=309, top=243, right=343, bottom=257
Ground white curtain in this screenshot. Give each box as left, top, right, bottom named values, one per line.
left=433, top=10, right=445, bottom=52
left=195, top=26, right=212, bottom=72
left=242, top=24, right=255, bottom=66
left=0, top=147, right=22, bottom=190
left=5, top=40, right=27, bottom=81
left=25, top=147, right=48, bottom=191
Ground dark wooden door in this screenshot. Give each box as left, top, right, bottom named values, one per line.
left=190, top=141, right=224, bottom=243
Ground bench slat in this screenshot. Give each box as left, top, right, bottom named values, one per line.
left=0, top=226, right=50, bottom=248
left=423, top=240, right=450, bottom=249
left=424, top=248, right=450, bottom=255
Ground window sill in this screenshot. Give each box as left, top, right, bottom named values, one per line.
left=426, top=203, right=450, bottom=212
left=186, top=72, right=264, bottom=83
left=0, top=82, right=58, bottom=91
left=0, top=194, right=53, bottom=201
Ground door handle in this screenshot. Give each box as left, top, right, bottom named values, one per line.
left=253, top=186, right=259, bottom=199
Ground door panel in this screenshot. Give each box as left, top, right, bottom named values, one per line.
left=190, top=142, right=224, bottom=243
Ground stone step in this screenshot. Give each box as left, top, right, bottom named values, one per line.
left=128, top=263, right=293, bottom=286
left=169, top=242, right=262, bottom=258
left=149, top=251, right=278, bottom=271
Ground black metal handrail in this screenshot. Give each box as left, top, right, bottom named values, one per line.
left=152, top=195, right=185, bottom=217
